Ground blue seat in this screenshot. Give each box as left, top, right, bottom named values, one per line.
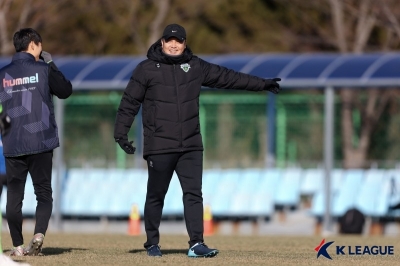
left=275, top=168, right=303, bottom=207
left=124, top=170, right=148, bottom=216
left=300, top=169, right=323, bottom=196
left=248, top=192, right=274, bottom=217
left=202, top=169, right=221, bottom=206
left=355, top=169, right=387, bottom=216
left=108, top=188, right=134, bottom=216
left=376, top=170, right=400, bottom=218
left=62, top=169, right=92, bottom=215
left=386, top=170, right=400, bottom=208
left=310, top=170, right=344, bottom=217
left=228, top=169, right=263, bottom=217
left=256, top=168, right=281, bottom=201
left=332, top=169, right=364, bottom=217
left=375, top=176, right=394, bottom=217
left=105, top=169, right=146, bottom=217
left=331, top=169, right=344, bottom=192
left=22, top=176, right=36, bottom=215
left=163, top=172, right=183, bottom=216
left=236, top=168, right=262, bottom=194
left=0, top=187, right=6, bottom=213
left=310, top=191, right=324, bottom=217
left=211, top=169, right=241, bottom=216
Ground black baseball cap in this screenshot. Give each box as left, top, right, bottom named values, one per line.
left=162, top=24, right=186, bottom=42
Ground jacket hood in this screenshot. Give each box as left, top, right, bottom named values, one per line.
left=147, top=38, right=193, bottom=65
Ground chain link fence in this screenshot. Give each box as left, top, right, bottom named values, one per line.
left=62, top=90, right=400, bottom=169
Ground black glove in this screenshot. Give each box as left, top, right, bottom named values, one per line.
left=0, top=111, right=11, bottom=135
left=264, top=78, right=281, bottom=94
left=116, top=139, right=136, bottom=154
left=40, top=51, right=53, bottom=63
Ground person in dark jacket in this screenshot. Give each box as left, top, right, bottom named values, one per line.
left=0, top=28, right=72, bottom=257
left=114, top=24, right=281, bottom=258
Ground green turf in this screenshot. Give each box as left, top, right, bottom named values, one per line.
left=2, top=233, right=400, bottom=265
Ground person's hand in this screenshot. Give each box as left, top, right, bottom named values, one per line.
left=40, top=51, right=53, bottom=63
left=264, top=78, right=281, bottom=94
left=116, top=139, right=136, bottom=154
left=0, top=111, right=11, bottom=135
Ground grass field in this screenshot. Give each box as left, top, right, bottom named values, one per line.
left=2, top=233, right=400, bottom=266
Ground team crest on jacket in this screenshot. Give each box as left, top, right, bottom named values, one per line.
left=180, top=63, right=191, bottom=72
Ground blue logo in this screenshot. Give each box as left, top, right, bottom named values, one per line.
left=314, top=239, right=395, bottom=260
left=315, top=239, right=334, bottom=260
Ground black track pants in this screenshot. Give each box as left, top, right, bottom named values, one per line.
left=144, top=151, right=204, bottom=248
left=6, top=151, right=53, bottom=247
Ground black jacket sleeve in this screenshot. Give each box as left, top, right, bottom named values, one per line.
left=114, top=64, right=147, bottom=141
left=199, top=58, right=266, bottom=91
left=48, top=62, right=73, bottom=99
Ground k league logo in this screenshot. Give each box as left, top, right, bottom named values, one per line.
left=315, top=239, right=334, bottom=260
left=314, top=239, right=395, bottom=260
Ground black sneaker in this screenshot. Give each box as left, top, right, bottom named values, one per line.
left=146, top=245, right=162, bottom=257
left=188, top=242, right=219, bottom=258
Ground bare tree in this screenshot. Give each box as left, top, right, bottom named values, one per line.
left=0, top=0, right=55, bottom=55
left=0, top=0, right=15, bottom=54
left=329, top=0, right=398, bottom=168
left=281, top=0, right=399, bottom=168
left=147, top=0, right=170, bottom=46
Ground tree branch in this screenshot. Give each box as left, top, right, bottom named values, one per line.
left=382, top=0, right=400, bottom=39
left=0, top=0, right=12, bottom=55
left=353, top=0, right=376, bottom=53
left=328, top=0, right=348, bottom=52
left=147, top=0, right=170, bottom=47
left=17, top=0, right=32, bottom=29
left=358, top=89, right=392, bottom=151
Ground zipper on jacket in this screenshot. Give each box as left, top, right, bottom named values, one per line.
left=173, top=64, right=183, bottom=150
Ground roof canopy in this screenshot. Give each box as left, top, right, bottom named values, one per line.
left=1, top=53, right=399, bottom=90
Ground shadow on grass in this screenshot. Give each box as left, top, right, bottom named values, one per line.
left=4, top=247, right=88, bottom=256
left=129, top=249, right=188, bottom=255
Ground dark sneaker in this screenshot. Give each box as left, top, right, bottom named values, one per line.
left=9, top=245, right=25, bottom=257
left=188, top=242, right=219, bottom=258
left=24, top=233, right=44, bottom=256
left=146, top=245, right=162, bottom=257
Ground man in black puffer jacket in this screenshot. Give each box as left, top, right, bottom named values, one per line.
left=114, top=24, right=281, bottom=258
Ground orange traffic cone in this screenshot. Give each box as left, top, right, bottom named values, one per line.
left=204, top=204, right=214, bottom=236
left=128, top=204, right=141, bottom=236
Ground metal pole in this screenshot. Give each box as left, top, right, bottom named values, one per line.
left=266, top=93, right=276, bottom=168
left=323, top=86, right=334, bottom=232
left=54, top=97, right=64, bottom=231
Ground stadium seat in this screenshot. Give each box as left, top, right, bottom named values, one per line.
left=228, top=169, right=262, bottom=217
left=211, top=169, right=241, bottom=216
left=248, top=192, right=274, bottom=218
left=62, top=169, right=92, bottom=215
left=163, top=172, right=184, bottom=216
left=300, top=168, right=324, bottom=196
left=119, top=169, right=148, bottom=216
left=332, top=169, right=364, bottom=217
left=256, top=168, right=281, bottom=201
left=202, top=169, right=221, bottom=206
left=22, top=176, right=36, bottom=216
left=309, top=169, right=344, bottom=217
left=355, top=169, right=387, bottom=216
left=275, top=168, right=303, bottom=207
left=374, top=170, right=400, bottom=218
left=0, top=187, right=5, bottom=213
